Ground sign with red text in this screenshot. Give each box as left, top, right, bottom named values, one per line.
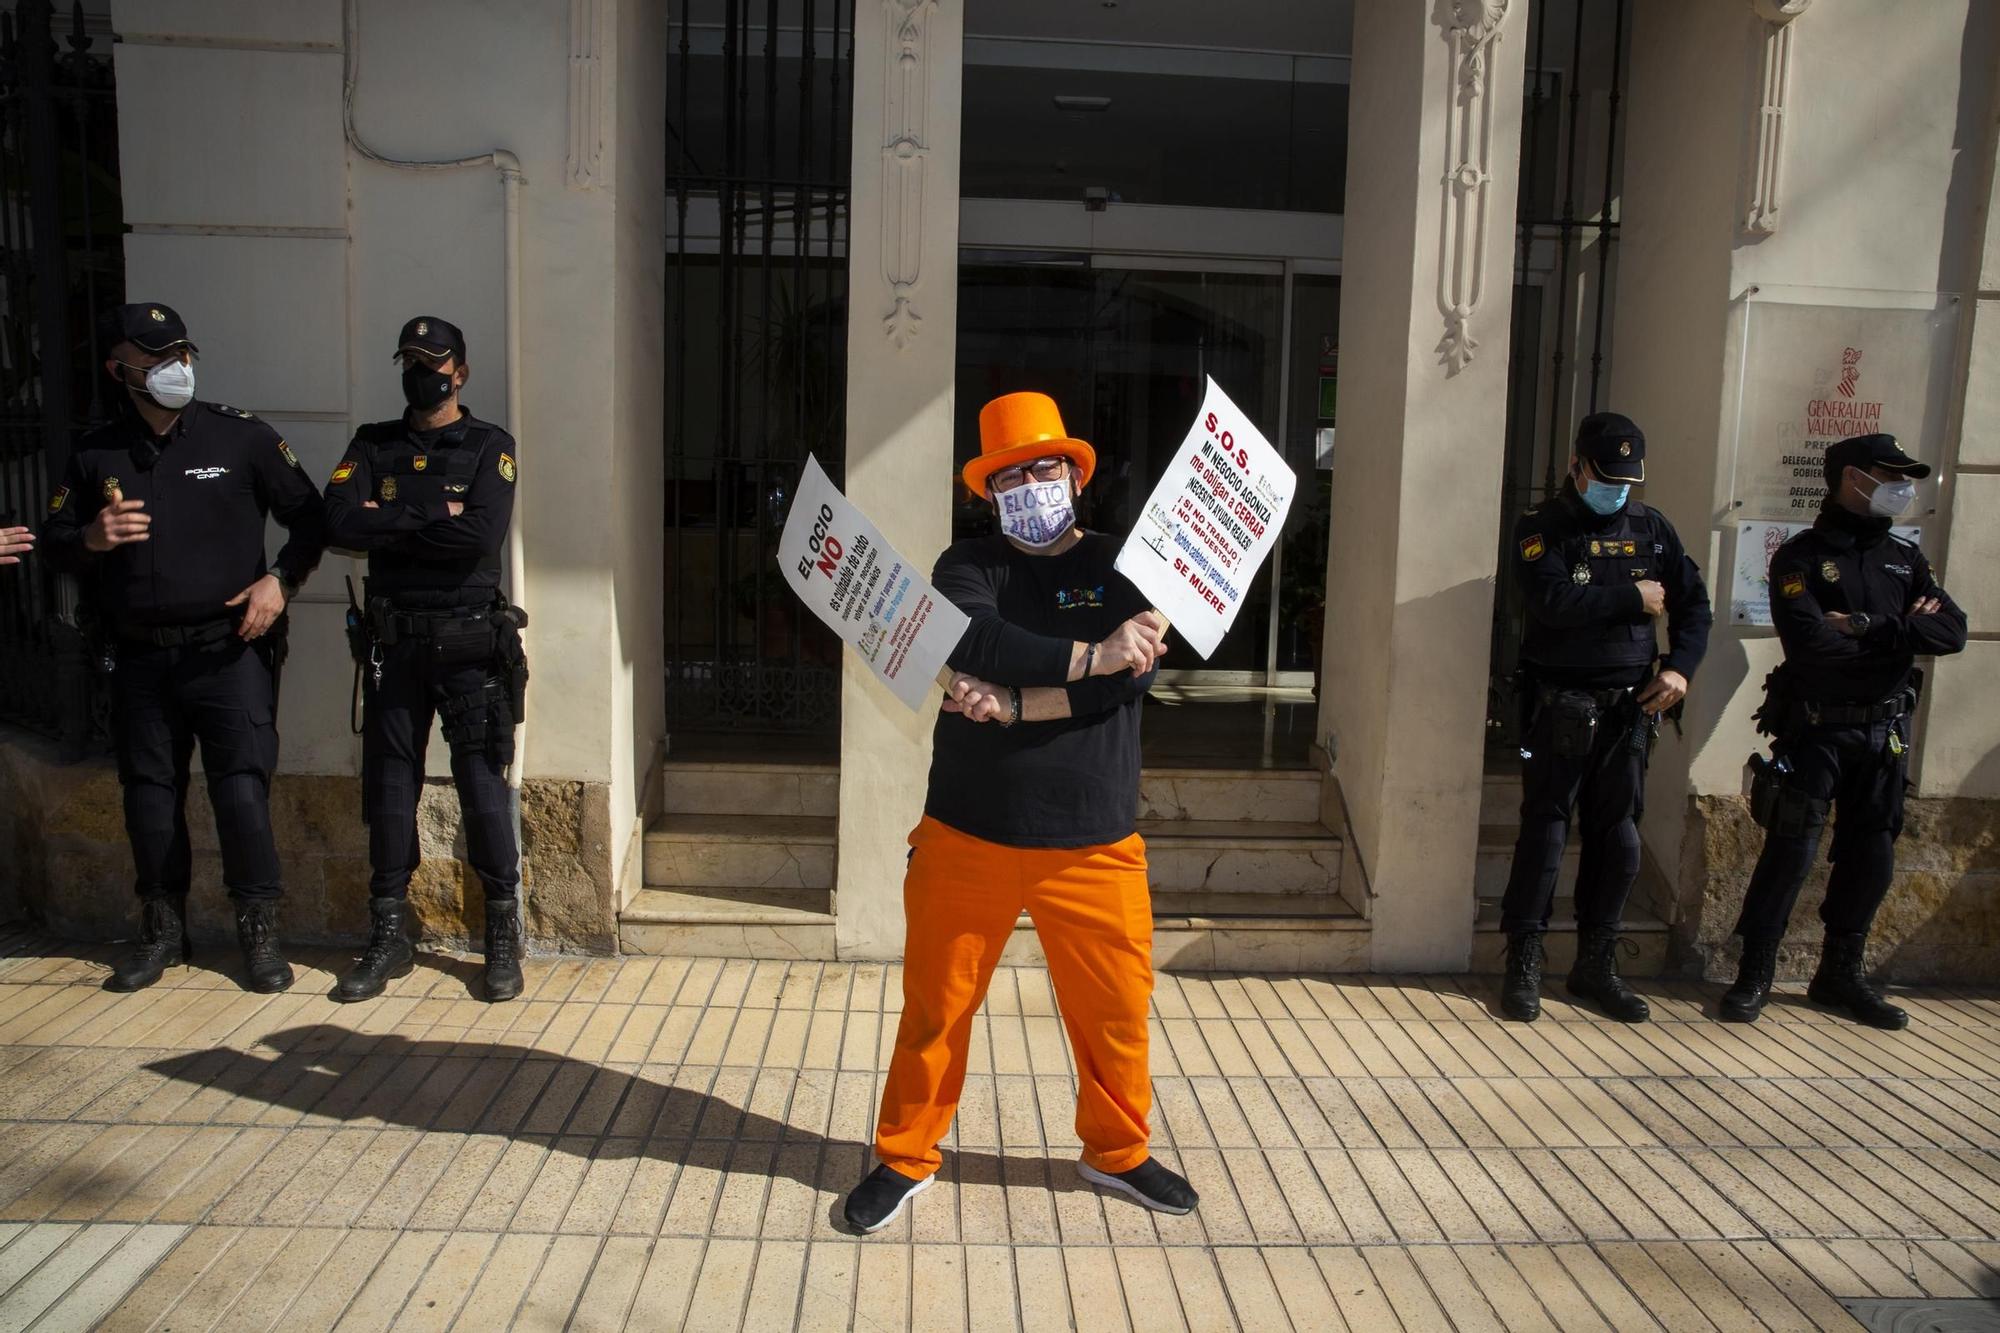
left=1729, top=296, right=1957, bottom=521
left=1114, top=377, right=1298, bottom=659
left=778, top=455, right=969, bottom=710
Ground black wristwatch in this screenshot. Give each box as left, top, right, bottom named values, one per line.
left=1846, top=612, right=1872, bottom=638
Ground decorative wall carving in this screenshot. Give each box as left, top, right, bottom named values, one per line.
left=1745, top=0, right=1810, bottom=234
left=879, top=0, right=935, bottom=348
left=567, top=0, right=607, bottom=190
left=1435, top=0, right=1511, bottom=374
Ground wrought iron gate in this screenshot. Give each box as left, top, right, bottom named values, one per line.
left=664, top=1, right=854, bottom=738
left=0, top=0, right=120, bottom=754
left=1488, top=0, right=1631, bottom=751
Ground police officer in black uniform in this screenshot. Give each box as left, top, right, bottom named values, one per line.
left=1720, top=434, right=1965, bottom=1028
left=324, top=317, right=527, bottom=1004
left=41, top=303, right=326, bottom=993
left=1500, top=413, right=1712, bottom=1023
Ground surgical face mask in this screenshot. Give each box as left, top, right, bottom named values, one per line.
left=124, top=356, right=195, bottom=410
left=1860, top=472, right=1917, bottom=518
left=993, top=476, right=1076, bottom=548
left=401, top=361, right=456, bottom=411
left=1578, top=474, right=1631, bottom=516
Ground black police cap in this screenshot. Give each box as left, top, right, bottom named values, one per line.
left=98, top=303, right=197, bottom=356
left=395, top=316, right=467, bottom=364
left=1823, top=433, right=1930, bottom=483
left=1574, top=411, right=1646, bottom=483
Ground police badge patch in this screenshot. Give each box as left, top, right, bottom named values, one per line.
left=380, top=476, right=399, bottom=502
left=330, top=461, right=356, bottom=485
left=102, top=478, right=120, bottom=501
left=49, top=485, right=69, bottom=513
left=1820, top=560, right=1840, bottom=583
left=498, top=453, right=516, bottom=483
left=1572, top=562, right=1592, bottom=585
left=1780, top=572, right=1807, bottom=599
left=1520, top=534, right=1545, bottom=561
left=412, top=455, right=427, bottom=472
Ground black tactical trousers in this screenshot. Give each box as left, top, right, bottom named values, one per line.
left=1500, top=691, right=1653, bottom=935
left=361, top=636, right=519, bottom=902
left=1733, top=717, right=1908, bottom=943
left=111, top=636, right=282, bottom=903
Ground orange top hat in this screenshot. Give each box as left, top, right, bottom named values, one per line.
left=963, top=391, right=1097, bottom=495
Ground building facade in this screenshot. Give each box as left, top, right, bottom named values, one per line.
left=1, top=0, right=1995, bottom=982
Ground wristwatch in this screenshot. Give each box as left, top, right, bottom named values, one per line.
left=1845, top=612, right=1872, bottom=638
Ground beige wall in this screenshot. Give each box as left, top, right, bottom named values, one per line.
left=110, top=0, right=664, bottom=910
left=1613, top=0, right=2000, bottom=884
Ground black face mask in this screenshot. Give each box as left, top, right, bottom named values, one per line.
left=402, top=363, right=456, bottom=410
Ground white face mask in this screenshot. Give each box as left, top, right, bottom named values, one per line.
left=994, top=477, right=1076, bottom=548
left=1860, top=471, right=1917, bottom=518
left=137, top=357, right=196, bottom=410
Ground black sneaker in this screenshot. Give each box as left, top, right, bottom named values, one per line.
left=842, top=1164, right=931, bottom=1234
left=1077, top=1158, right=1199, bottom=1215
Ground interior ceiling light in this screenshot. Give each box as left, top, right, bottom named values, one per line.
left=1052, top=95, right=1113, bottom=112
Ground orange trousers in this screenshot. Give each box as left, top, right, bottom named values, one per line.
left=875, top=815, right=1155, bottom=1181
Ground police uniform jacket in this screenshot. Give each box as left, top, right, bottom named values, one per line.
left=1768, top=505, right=1966, bottom=704
left=40, top=400, right=326, bottom=632
left=323, top=408, right=516, bottom=608
left=1512, top=484, right=1712, bottom=689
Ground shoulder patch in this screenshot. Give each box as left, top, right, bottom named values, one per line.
left=330, top=461, right=356, bottom=485
left=498, top=453, right=516, bottom=483
left=48, top=485, right=69, bottom=514
left=1778, top=571, right=1807, bottom=600
left=1519, top=534, right=1545, bottom=562
left=277, top=439, right=301, bottom=469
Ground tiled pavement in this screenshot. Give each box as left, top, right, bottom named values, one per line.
left=0, top=929, right=1996, bottom=1330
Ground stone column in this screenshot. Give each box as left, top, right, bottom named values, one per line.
left=835, top=0, right=964, bottom=959
left=1317, top=1, right=1528, bottom=971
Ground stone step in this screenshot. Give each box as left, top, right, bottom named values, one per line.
left=1480, top=772, right=1524, bottom=827
left=619, top=886, right=837, bottom=959
left=661, top=761, right=839, bottom=819
left=1138, top=768, right=1322, bottom=824
left=1140, top=820, right=1342, bottom=895
left=1469, top=895, right=1672, bottom=976
left=642, top=815, right=835, bottom=890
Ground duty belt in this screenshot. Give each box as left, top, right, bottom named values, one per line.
left=121, top=617, right=236, bottom=650
left=366, top=601, right=490, bottom=645
left=1538, top=683, right=1634, bottom=713
left=1800, top=692, right=1912, bottom=727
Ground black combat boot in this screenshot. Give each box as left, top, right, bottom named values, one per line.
left=1807, top=931, right=1908, bottom=1030
left=234, top=900, right=294, bottom=994
left=483, top=897, right=524, bottom=1003
left=105, top=896, right=191, bottom=992
left=1719, top=937, right=1779, bottom=1023
left=334, top=897, right=416, bottom=1003
left=1501, top=932, right=1544, bottom=1021
left=1566, top=926, right=1651, bottom=1023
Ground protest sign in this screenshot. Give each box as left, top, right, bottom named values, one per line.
left=777, top=455, right=969, bottom=710
left=1113, top=377, right=1298, bottom=659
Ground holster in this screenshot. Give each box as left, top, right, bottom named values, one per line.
left=1752, top=669, right=1800, bottom=739
left=1537, top=688, right=1602, bottom=758
left=495, top=602, right=530, bottom=718
left=1745, top=752, right=1828, bottom=837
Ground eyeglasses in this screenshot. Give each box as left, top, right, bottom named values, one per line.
left=988, top=456, right=1070, bottom=492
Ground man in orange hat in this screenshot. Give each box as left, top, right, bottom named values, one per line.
left=842, top=391, right=1197, bottom=1234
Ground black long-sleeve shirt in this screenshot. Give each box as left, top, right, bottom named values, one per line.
left=1768, top=505, right=1966, bottom=703
left=40, top=400, right=325, bottom=632
left=924, top=532, right=1157, bottom=848
left=1512, top=485, right=1712, bottom=689
left=323, top=408, right=516, bottom=607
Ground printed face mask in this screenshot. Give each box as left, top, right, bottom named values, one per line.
left=1862, top=473, right=1917, bottom=518
left=402, top=362, right=456, bottom=410
left=1579, top=475, right=1631, bottom=515
left=131, top=357, right=195, bottom=410
left=994, top=477, right=1075, bottom=548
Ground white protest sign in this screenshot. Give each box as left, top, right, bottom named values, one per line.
left=1114, top=377, right=1298, bottom=659
left=778, top=455, right=970, bottom=710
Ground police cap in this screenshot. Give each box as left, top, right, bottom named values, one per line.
left=395, top=316, right=467, bottom=364
left=1575, top=411, right=1645, bottom=483
left=1823, top=432, right=1930, bottom=484
left=98, top=303, right=197, bottom=356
